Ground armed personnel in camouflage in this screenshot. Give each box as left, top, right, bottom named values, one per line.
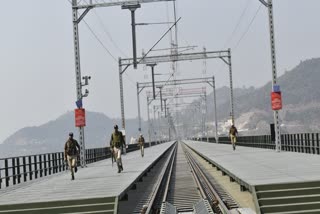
left=64, top=132, right=80, bottom=180
left=229, top=125, right=238, bottom=151
left=110, top=125, right=126, bottom=173
left=138, top=134, right=145, bottom=157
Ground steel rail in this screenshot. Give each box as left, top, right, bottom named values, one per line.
left=182, top=143, right=232, bottom=214
left=161, top=144, right=178, bottom=203
left=144, top=143, right=177, bottom=213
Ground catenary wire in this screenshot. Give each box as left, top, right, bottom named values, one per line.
left=92, top=8, right=128, bottom=57
left=69, top=0, right=140, bottom=91
left=222, top=0, right=252, bottom=49
left=233, top=4, right=262, bottom=50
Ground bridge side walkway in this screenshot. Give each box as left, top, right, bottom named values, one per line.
left=0, top=141, right=175, bottom=206
left=184, top=140, right=320, bottom=190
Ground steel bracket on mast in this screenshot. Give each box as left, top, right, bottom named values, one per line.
left=138, top=86, right=145, bottom=94
left=258, top=0, right=270, bottom=7
left=219, top=57, right=230, bottom=66
left=75, top=7, right=93, bottom=24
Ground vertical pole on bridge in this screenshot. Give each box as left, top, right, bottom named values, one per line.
left=119, top=58, right=126, bottom=131
left=267, top=0, right=281, bottom=152
left=213, top=77, right=219, bottom=144
left=158, top=111, right=161, bottom=143
left=137, top=82, right=142, bottom=133
left=147, top=97, right=151, bottom=147
left=227, top=49, right=235, bottom=126
left=259, top=0, right=281, bottom=153
left=147, top=64, right=157, bottom=100
left=72, top=0, right=86, bottom=167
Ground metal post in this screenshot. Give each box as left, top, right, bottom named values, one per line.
left=213, top=77, right=219, bottom=143
left=164, top=99, right=167, bottom=117
left=152, top=67, right=155, bottom=99
left=204, top=91, right=208, bottom=142
left=227, top=49, right=235, bottom=126
left=158, top=111, right=161, bottom=143
left=131, top=9, right=138, bottom=69
left=137, top=82, right=142, bottom=133
left=167, top=108, right=171, bottom=141
left=159, top=86, right=163, bottom=111
left=258, top=0, right=281, bottom=152
left=72, top=0, right=86, bottom=167
left=153, top=105, right=156, bottom=142
left=147, top=64, right=157, bottom=99
left=147, top=97, right=151, bottom=147
left=168, top=114, right=171, bottom=141
left=267, top=0, right=281, bottom=152
left=119, top=58, right=126, bottom=130
left=122, top=4, right=140, bottom=69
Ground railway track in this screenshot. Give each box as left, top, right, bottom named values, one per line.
left=119, top=141, right=240, bottom=214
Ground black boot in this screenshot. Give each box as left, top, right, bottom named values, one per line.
left=117, top=160, right=121, bottom=173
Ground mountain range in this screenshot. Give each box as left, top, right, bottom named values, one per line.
left=205, top=57, right=320, bottom=134
left=1, top=58, right=320, bottom=158
left=0, top=112, right=146, bottom=158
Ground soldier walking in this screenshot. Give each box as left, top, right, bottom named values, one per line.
left=110, top=125, right=126, bottom=173
left=138, top=134, right=145, bottom=157
left=229, top=125, right=238, bottom=151
left=64, top=132, right=80, bottom=180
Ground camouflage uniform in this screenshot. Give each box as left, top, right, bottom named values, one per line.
left=64, top=137, right=80, bottom=180
left=138, top=135, right=145, bottom=157
left=229, top=125, right=238, bottom=151
left=110, top=130, right=126, bottom=173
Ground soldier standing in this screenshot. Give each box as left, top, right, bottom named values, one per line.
left=64, top=132, right=80, bottom=180
left=138, top=134, right=145, bottom=157
left=110, top=125, right=126, bottom=173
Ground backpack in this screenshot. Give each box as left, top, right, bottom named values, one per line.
left=66, top=139, right=78, bottom=156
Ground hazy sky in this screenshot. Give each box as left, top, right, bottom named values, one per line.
left=0, top=0, right=319, bottom=143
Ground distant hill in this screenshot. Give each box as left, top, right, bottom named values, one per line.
left=0, top=111, right=145, bottom=158
left=1, top=58, right=320, bottom=158
left=205, top=58, right=320, bottom=134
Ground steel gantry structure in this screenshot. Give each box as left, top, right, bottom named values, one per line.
left=150, top=94, right=207, bottom=140
left=137, top=77, right=219, bottom=143
left=71, top=0, right=175, bottom=167
left=146, top=88, right=207, bottom=144
left=119, top=49, right=235, bottom=134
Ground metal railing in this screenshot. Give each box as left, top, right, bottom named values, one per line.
left=194, top=133, right=320, bottom=155
left=0, top=141, right=164, bottom=189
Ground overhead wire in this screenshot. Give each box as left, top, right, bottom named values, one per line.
left=68, top=0, right=141, bottom=88
left=233, top=4, right=262, bottom=50
left=230, top=3, right=262, bottom=124
left=215, top=2, right=263, bottom=85
left=92, top=9, right=128, bottom=57
left=82, top=20, right=118, bottom=62
left=222, top=0, right=252, bottom=49
left=68, top=0, right=117, bottom=62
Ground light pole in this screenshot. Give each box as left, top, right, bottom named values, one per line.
left=259, top=0, right=281, bottom=152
